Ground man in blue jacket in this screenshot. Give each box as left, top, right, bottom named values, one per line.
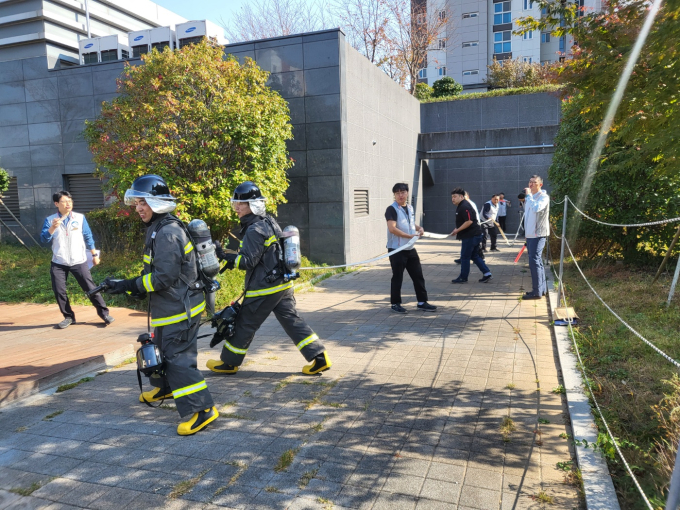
left=41, top=191, right=113, bottom=329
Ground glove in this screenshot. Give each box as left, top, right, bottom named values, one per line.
left=219, top=253, right=238, bottom=272
left=209, top=333, right=222, bottom=348
left=214, top=240, right=227, bottom=261
left=103, top=277, right=137, bottom=295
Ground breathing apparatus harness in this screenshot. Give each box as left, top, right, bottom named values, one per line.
left=136, top=214, right=221, bottom=407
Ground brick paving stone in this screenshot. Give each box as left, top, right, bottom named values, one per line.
left=0, top=490, right=21, bottom=509
left=0, top=243, right=582, bottom=509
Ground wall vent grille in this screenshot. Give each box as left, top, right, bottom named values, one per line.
left=354, top=189, right=369, bottom=217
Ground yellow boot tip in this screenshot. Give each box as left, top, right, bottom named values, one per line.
left=177, top=406, right=219, bottom=436
left=206, top=359, right=238, bottom=374
left=302, top=352, right=332, bottom=375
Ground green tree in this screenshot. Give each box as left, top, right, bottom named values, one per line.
left=83, top=39, right=293, bottom=240
left=0, top=168, right=9, bottom=195
left=414, top=82, right=433, bottom=100
left=431, top=76, right=462, bottom=98
left=549, top=97, right=680, bottom=263
left=486, top=58, right=557, bottom=89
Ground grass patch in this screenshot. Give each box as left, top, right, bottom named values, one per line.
left=301, top=379, right=340, bottom=410
left=552, top=385, right=566, bottom=394
left=298, top=468, right=318, bottom=489
left=274, top=375, right=296, bottom=392
left=419, top=84, right=563, bottom=103
left=15, top=426, right=27, bottom=432
left=533, top=491, right=554, bottom=504
left=43, top=410, right=63, bottom=420
left=319, top=400, right=344, bottom=408
left=222, top=412, right=253, bottom=420
left=113, top=357, right=137, bottom=369
left=264, top=486, right=282, bottom=493
left=169, top=470, right=208, bottom=499
left=158, top=404, right=176, bottom=411
left=0, top=244, right=346, bottom=312
left=10, top=482, right=43, bottom=496
left=316, top=497, right=334, bottom=509
left=242, top=391, right=252, bottom=397
left=500, top=416, right=516, bottom=442
left=538, top=418, right=550, bottom=424
left=558, top=262, right=680, bottom=507
left=505, top=383, right=516, bottom=390
left=274, top=448, right=300, bottom=472
left=56, top=377, right=93, bottom=393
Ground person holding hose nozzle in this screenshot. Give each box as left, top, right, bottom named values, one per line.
left=206, top=181, right=331, bottom=376
left=100, top=175, right=218, bottom=436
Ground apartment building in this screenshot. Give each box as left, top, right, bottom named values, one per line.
left=421, top=0, right=601, bottom=91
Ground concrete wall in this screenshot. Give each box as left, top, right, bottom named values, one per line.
left=0, top=55, right=125, bottom=236
left=224, top=30, right=345, bottom=264
left=419, top=92, right=561, bottom=235
left=344, top=42, right=421, bottom=264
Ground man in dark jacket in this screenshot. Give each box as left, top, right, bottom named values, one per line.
left=206, top=181, right=331, bottom=376
left=450, top=187, right=493, bottom=283
left=103, top=175, right=218, bottom=436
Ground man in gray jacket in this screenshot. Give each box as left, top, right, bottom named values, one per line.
left=103, top=175, right=218, bottom=436
left=206, top=181, right=331, bottom=376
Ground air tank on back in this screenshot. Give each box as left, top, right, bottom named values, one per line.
left=282, top=225, right=301, bottom=273
left=187, top=219, right=220, bottom=277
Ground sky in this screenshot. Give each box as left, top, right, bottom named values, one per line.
left=153, top=0, right=251, bottom=28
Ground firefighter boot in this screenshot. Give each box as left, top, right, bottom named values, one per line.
left=302, top=351, right=332, bottom=375
left=139, top=386, right=173, bottom=403
left=206, top=359, right=239, bottom=374
left=177, top=406, right=219, bottom=436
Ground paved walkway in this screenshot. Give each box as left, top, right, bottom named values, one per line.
left=0, top=303, right=148, bottom=406
left=0, top=240, right=581, bottom=509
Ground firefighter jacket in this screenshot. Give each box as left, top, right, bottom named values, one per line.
left=230, top=213, right=291, bottom=299
left=135, top=213, right=206, bottom=328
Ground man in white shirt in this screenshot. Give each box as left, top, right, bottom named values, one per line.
left=497, top=193, right=511, bottom=231
left=522, top=176, right=550, bottom=299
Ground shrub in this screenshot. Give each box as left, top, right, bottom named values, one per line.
left=414, top=82, right=433, bottom=100
left=432, top=76, right=462, bottom=98
left=86, top=205, right=145, bottom=254
left=0, top=167, right=9, bottom=195
left=486, top=58, right=559, bottom=89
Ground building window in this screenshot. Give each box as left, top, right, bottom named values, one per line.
left=541, top=32, right=551, bottom=43
left=523, top=30, right=534, bottom=40
left=462, top=12, right=479, bottom=18
left=542, top=6, right=548, bottom=14
left=82, top=52, right=98, bottom=64
left=522, top=57, right=533, bottom=63
left=0, top=177, right=20, bottom=222
left=523, top=0, right=534, bottom=9
left=438, top=39, right=446, bottom=49
left=494, top=31, right=512, bottom=54
left=462, top=41, right=479, bottom=47
left=354, top=189, right=369, bottom=217
left=418, top=68, right=427, bottom=79
left=494, top=2, right=511, bottom=25
left=438, top=9, right=447, bottom=21
left=121, top=49, right=129, bottom=59
left=559, top=36, right=565, bottom=51
left=438, top=67, right=447, bottom=76
left=463, top=70, right=479, bottom=76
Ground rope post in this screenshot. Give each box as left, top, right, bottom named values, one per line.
left=668, top=257, right=680, bottom=307
left=557, top=195, right=568, bottom=307
left=665, top=438, right=680, bottom=510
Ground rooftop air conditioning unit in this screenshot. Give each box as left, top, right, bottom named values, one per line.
left=79, top=37, right=100, bottom=65
left=175, top=20, right=227, bottom=49
left=149, top=26, right=175, bottom=53
left=98, top=34, right=131, bottom=63
left=129, top=29, right=151, bottom=58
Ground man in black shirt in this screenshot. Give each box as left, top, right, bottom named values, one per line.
left=450, top=187, right=493, bottom=283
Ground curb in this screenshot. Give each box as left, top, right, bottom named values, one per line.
left=545, top=270, right=621, bottom=510
left=0, top=344, right=134, bottom=409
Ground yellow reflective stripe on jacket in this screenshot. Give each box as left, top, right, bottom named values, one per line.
left=296, top=333, right=318, bottom=351
left=239, top=240, right=243, bottom=248
left=264, top=235, right=277, bottom=247
left=150, top=300, right=206, bottom=327
left=142, top=273, right=155, bottom=292
left=245, top=281, right=293, bottom=298
left=143, top=254, right=152, bottom=264
left=234, top=255, right=242, bottom=268
left=224, top=339, right=247, bottom=355
left=173, top=380, right=207, bottom=399
left=184, top=242, right=194, bottom=254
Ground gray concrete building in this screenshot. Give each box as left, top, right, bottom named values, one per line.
left=0, top=26, right=561, bottom=265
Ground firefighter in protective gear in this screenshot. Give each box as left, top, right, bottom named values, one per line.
left=206, top=181, right=331, bottom=375
left=103, top=174, right=218, bottom=436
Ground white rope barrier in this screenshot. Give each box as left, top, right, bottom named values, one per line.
left=567, top=196, right=680, bottom=228
left=562, top=236, right=680, bottom=369
left=555, top=272, right=655, bottom=510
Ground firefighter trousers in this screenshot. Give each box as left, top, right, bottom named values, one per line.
left=219, top=288, right=325, bottom=366
left=149, top=315, right=214, bottom=418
